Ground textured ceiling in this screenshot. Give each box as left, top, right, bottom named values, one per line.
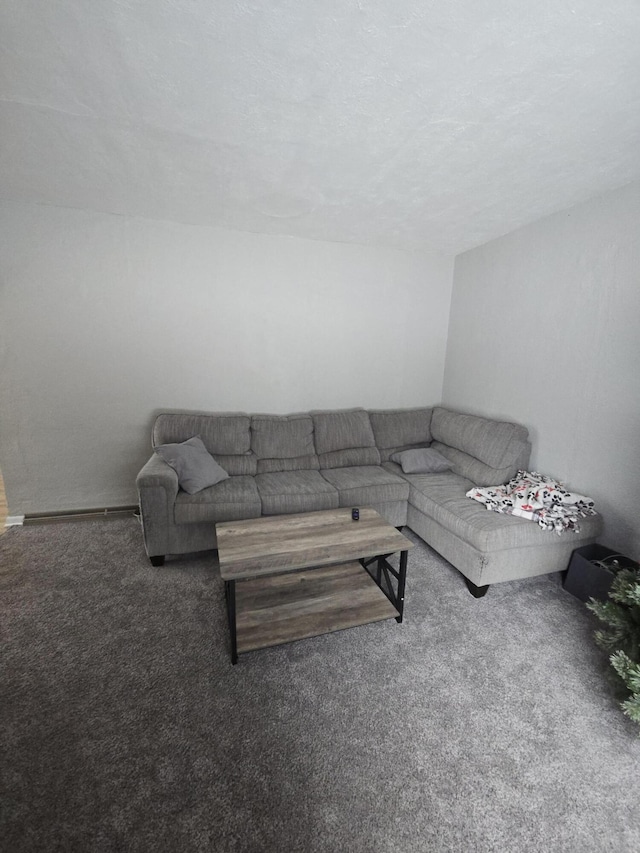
left=2, top=1, right=640, bottom=254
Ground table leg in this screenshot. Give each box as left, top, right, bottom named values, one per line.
left=225, top=580, right=238, bottom=664
left=395, top=549, right=408, bottom=623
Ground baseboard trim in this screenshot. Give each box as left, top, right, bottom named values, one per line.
left=24, top=506, right=139, bottom=525
left=5, top=515, right=25, bottom=527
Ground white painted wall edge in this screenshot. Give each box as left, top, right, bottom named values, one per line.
left=5, top=516, right=25, bottom=527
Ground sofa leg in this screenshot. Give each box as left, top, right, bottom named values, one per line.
left=150, top=555, right=165, bottom=567
left=464, top=577, right=489, bottom=598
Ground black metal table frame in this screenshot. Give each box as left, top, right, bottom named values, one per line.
left=223, top=547, right=409, bottom=665
left=360, top=548, right=409, bottom=622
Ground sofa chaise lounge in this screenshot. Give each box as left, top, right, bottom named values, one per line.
left=136, top=406, right=602, bottom=595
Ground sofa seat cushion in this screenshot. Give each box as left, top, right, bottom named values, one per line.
left=174, top=476, right=261, bottom=525
left=403, top=469, right=603, bottom=552
left=255, top=471, right=339, bottom=515
left=400, top=471, right=475, bottom=518
left=384, top=462, right=474, bottom=514
left=320, top=466, right=409, bottom=507
left=430, top=495, right=603, bottom=552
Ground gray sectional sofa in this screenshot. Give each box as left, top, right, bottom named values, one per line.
left=136, top=406, right=602, bottom=595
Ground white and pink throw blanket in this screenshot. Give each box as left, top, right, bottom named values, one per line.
left=466, top=470, right=597, bottom=534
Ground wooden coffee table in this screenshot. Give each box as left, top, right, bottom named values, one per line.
left=216, top=507, right=413, bottom=664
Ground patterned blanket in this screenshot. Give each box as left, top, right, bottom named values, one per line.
left=466, top=470, right=597, bottom=534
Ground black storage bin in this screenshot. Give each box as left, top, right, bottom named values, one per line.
left=563, top=544, right=639, bottom=603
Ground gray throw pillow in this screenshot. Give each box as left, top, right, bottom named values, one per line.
left=391, top=447, right=453, bottom=474
left=154, top=436, right=229, bottom=494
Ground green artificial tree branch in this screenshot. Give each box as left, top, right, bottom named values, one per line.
left=587, top=566, right=640, bottom=733
left=621, top=694, right=640, bottom=725
left=608, top=569, right=640, bottom=607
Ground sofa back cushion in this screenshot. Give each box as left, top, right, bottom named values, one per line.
left=430, top=407, right=530, bottom=486
left=251, top=414, right=320, bottom=473
left=311, top=409, right=380, bottom=468
left=152, top=413, right=257, bottom=476
left=369, top=408, right=433, bottom=461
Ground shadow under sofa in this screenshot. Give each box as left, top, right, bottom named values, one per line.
left=136, top=406, right=603, bottom=596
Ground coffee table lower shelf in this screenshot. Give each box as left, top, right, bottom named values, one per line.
left=232, top=560, right=400, bottom=657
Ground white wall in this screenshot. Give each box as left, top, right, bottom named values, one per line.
left=0, top=202, right=454, bottom=515
left=443, top=181, right=640, bottom=557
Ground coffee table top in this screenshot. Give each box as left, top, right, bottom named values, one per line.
left=217, top=507, right=413, bottom=581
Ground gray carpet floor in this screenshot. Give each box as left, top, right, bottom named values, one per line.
left=1, top=517, right=639, bottom=852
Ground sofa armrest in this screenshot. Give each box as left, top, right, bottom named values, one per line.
left=136, top=455, right=179, bottom=557
left=136, top=454, right=179, bottom=494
